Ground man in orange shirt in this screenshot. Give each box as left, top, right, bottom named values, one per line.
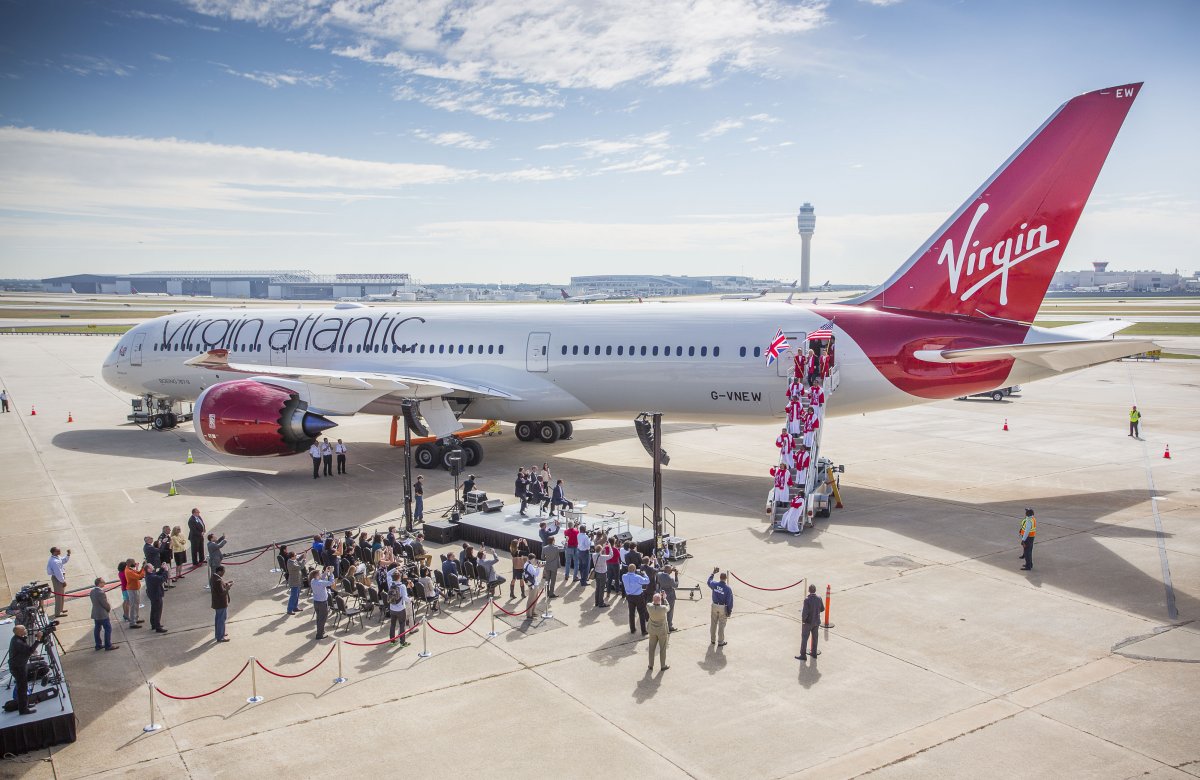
left=123, top=558, right=146, bottom=628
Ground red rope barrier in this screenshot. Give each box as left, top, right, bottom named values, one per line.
left=425, top=602, right=491, bottom=635
left=54, top=582, right=121, bottom=600
left=223, top=546, right=273, bottom=566
left=254, top=644, right=337, bottom=678
left=344, top=623, right=420, bottom=646
left=490, top=592, right=541, bottom=617
left=729, top=572, right=806, bottom=592
left=154, top=660, right=250, bottom=701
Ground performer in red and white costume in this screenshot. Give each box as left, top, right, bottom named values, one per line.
left=795, top=445, right=811, bottom=475
left=770, top=466, right=794, bottom=505
left=786, top=396, right=805, bottom=436
left=780, top=493, right=804, bottom=534
left=803, top=414, right=820, bottom=449
left=809, top=383, right=825, bottom=411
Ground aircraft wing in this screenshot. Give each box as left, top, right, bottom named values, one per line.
left=185, top=349, right=518, bottom=429
left=914, top=338, right=1158, bottom=372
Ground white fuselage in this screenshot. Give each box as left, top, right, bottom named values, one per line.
left=101, top=301, right=1042, bottom=424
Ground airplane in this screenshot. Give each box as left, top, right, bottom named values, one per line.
left=560, top=288, right=612, bottom=303
left=102, top=83, right=1152, bottom=472
left=720, top=289, right=768, bottom=301
left=1073, top=282, right=1129, bottom=292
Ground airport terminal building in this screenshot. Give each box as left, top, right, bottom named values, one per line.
left=41, top=270, right=418, bottom=299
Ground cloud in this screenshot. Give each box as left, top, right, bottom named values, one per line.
left=413, top=130, right=493, bottom=150
left=0, top=127, right=470, bottom=222
left=699, top=112, right=782, bottom=141
left=390, top=81, right=560, bottom=122
left=116, top=8, right=222, bottom=31
left=59, top=55, right=136, bottom=78
left=184, top=0, right=828, bottom=119
left=536, top=130, right=688, bottom=175
left=859, top=0, right=903, bottom=6
left=150, top=53, right=173, bottom=63
left=217, top=64, right=334, bottom=89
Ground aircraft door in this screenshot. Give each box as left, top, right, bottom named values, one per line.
left=130, top=333, right=145, bottom=366
left=270, top=347, right=288, bottom=366
left=526, top=332, right=550, bottom=372
left=777, top=333, right=807, bottom=377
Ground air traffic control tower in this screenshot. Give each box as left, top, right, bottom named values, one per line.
left=796, top=202, right=816, bottom=292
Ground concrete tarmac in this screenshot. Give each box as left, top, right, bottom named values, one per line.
left=0, top=336, right=1196, bottom=779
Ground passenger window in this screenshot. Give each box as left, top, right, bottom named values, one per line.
left=739, top=346, right=747, bottom=357
left=606, top=346, right=612, bottom=356
left=752, top=346, right=760, bottom=357
left=458, top=345, right=464, bottom=354
left=488, top=345, right=494, bottom=355
left=561, top=345, right=567, bottom=355
left=572, top=345, right=579, bottom=355
left=468, top=345, right=474, bottom=354
left=640, top=346, right=647, bottom=356
left=700, top=346, right=707, bottom=357
left=499, top=345, right=504, bottom=355
left=676, top=346, right=683, bottom=357
left=714, top=346, right=720, bottom=357
left=617, top=346, right=624, bottom=356
left=439, top=345, right=445, bottom=354
left=688, top=346, right=695, bottom=357
left=652, top=346, right=659, bottom=356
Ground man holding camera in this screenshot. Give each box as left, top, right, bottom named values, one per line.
left=7, top=624, right=42, bottom=715
left=310, top=566, right=335, bottom=640
left=707, top=567, right=734, bottom=647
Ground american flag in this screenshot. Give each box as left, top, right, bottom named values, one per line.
left=808, top=320, right=834, bottom=340
left=765, top=328, right=791, bottom=366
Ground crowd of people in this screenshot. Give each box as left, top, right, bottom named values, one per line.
left=512, top=463, right=574, bottom=517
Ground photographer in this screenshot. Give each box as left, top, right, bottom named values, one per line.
left=7, top=624, right=42, bottom=715
left=310, top=565, right=334, bottom=641
left=145, top=562, right=170, bottom=634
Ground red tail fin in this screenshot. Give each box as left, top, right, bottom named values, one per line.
left=853, top=83, right=1141, bottom=323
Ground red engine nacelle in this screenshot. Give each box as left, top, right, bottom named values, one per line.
left=194, top=379, right=337, bottom=457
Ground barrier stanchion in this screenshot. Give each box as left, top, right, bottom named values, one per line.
left=269, top=543, right=281, bottom=574
left=333, top=640, right=347, bottom=684
left=247, top=656, right=264, bottom=703
left=417, top=618, right=431, bottom=659
left=541, top=590, right=554, bottom=621
left=486, top=600, right=499, bottom=638
left=823, top=584, right=835, bottom=629
left=143, top=682, right=162, bottom=733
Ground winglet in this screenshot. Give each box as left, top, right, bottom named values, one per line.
left=185, top=349, right=231, bottom=370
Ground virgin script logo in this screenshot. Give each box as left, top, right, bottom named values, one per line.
left=937, top=203, right=1059, bottom=305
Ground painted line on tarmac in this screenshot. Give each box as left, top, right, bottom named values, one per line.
left=1127, top=365, right=1178, bottom=621
left=121, top=488, right=134, bottom=504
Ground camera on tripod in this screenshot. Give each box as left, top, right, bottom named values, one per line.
left=6, top=581, right=52, bottom=630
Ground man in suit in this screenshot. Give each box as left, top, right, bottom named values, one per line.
left=514, top=468, right=529, bottom=515
left=285, top=552, right=304, bottom=615
left=551, top=479, right=573, bottom=517
left=7, top=625, right=41, bottom=715
left=207, top=533, right=227, bottom=574
left=797, top=584, right=824, bottom=660
left=210, top=565, right=232, bottom=642
left=655, top=565, right=679, bottom=632
left=145, top=563, right=170, bottom=633
left=541, top=536, right=562, bottom=598
left=90, top=577, right=119, bottom=651
left=143, top=535, right=162, bottom=568
left=187, top=508, right=207, bottom=565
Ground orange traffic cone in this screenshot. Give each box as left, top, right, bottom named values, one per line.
left=30, top=405, right=36, bottom=416
left=67, top=412, right=73, bottom=423
left=1002, top=418, right=1009, bottom=431
left=1163, top=444, right=1171, bottom=459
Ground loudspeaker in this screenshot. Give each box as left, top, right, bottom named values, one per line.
left=481, top=499, right=504, bottom=513
left=450, top=511, right=461, bottom=524
left=614, top=531, right=633, bottom=544
left=422, top=520, right=459, bottom=544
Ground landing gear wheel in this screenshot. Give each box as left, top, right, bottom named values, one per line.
left=165, top=412, right=178, bottom=429
left=555, top=420, right=574, bottom=440
left=462, top=439, right=484, bottom=467
left=441, top=446, right=465, bottom=471
left=990, top=391, right=1004, bottom=401
left=152, top=413, right=168, bottom=431
left=414, top=443, right=440, bottom=469
left=537, top=421, right=560, bottom=444
left=514, top=421, right=536, bottom=442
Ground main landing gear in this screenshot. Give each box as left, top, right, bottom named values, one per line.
left=414, top=437, right=485, bottom=471
left=513, top=420, right=573, bottom=444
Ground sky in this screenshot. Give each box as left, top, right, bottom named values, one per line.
left=0, top=0, right=1197, bottom=285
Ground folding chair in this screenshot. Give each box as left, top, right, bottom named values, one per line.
left=332, top=593, right=363, bottom=631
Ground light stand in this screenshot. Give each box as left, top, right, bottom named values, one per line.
left=401, top=402, right=414, bottom=533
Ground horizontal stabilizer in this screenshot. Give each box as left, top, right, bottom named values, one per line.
left=1041, top=320, right=1134, bottom=340
left=914, top=338, right=1158, bottom=372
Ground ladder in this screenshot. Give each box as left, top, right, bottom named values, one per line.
left=770, top=349, right=839, bottom=530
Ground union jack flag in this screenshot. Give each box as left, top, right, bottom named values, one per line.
left=764, top=328, right=790, bottom=366
left=808, top=320, right=834, bottom=340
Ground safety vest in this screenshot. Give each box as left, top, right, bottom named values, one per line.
left=1021, top=515, right=1037, bottom=538
left=1130, top=409, right=1141, bottom=423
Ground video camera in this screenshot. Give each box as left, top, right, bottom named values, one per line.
left=5, top=581, right=52, bottom=629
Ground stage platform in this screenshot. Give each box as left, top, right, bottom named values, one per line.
left=1, top=619, right=77, bottom=754
left=425, top=501, right=655, bottom=557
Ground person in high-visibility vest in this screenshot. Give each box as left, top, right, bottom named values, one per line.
left=1128, top=405, right=1141, bottom=438
left=1020, top=508, right=1037, bottom=571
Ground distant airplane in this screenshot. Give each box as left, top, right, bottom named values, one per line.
left=1073, top=283, right=1128, bottom=292
left=720, top=289, right=768, bottom=301
left=102, top=83, right=1155, bottom=472
left=560, top=289, right=612, bottom=303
